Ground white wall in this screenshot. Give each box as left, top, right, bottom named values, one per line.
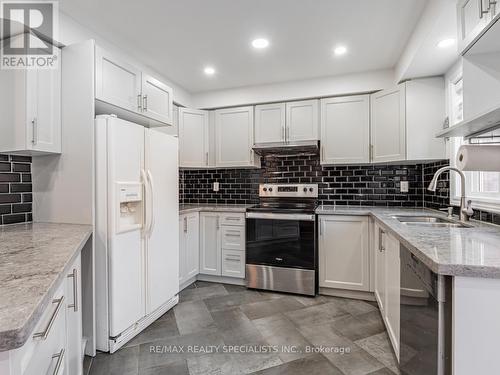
left=58, top=12, right=193, bottom=107
left=192, top=69, right=395, bottom=109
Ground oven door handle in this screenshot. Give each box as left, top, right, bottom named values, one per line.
left=246, top=212, right=315, bottom=221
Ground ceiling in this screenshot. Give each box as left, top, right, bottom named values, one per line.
left=59, top=0, right=428, bottom=93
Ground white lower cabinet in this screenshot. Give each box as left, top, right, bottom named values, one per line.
left=199, top=212, right=245, bottom=279
left=373, top=222, right=400, bottom=359
left=0, top=255, right=83, bottom=375
left=318, top=215, right=370, bottom=292
left=65, top=254, right=83, bottom=375
left=179, top=212, right=200, bottom=287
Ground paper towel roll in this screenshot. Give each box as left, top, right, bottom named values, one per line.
left=456, top=145, right=500, bottom=171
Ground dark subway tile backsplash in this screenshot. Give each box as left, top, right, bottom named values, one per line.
left=180, top=153, right=425, bottom=207
left=0, top=155, right=33, bottom=225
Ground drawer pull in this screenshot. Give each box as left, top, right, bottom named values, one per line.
left=33, top=296, right=65, bottom=340
left=67, top=268, right=78, bottom=312
left=225, top=233, right=241, bottom=237
left=225, top=217, right=241, bottom=221
left=52, top=348, right=65, bottom=375
left=225, top=258, right=241, bottom=262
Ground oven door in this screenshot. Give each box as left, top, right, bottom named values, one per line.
left=245, top=212, right=316, bottom=270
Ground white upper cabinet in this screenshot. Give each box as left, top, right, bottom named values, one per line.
left=215, top=106, right=258, bottom=167
left=95, top=46, right=173, bottom=125
left=457, top=0, right=496, bottom=53
left=95, top=47, right=142, bottom=112
left=254, top=103, right=286, bottom=144
left=179, top=108, right=209, bottom=168
left=405, top=78, right=445, bottom=161
left=371, top=78, right=445, bottom=163
left=0, top=38, right=61, bottom=155
left=319, top=215, right=370, bottom=292
left=286, top=100, right=319, bottom=142
left=320, top=95, right=370, bottom=165
left=141, top=73, right=173, bottom=124
left=370, top=85, right=406, bottom=163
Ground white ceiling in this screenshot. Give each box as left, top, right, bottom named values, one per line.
left=59, top=0, right=428, bottom=93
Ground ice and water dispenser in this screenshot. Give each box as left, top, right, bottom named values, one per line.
left=116, top=183, right=143, bottom=233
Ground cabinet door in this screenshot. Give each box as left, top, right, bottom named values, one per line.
left=185, top=213, right=200, bottom=279
left=179, top=108, right=209, bottom=167
left=95, top=47, right=142, bottom=113
left=285, top=100, right=319, bottom=142
left=319, top=216, right=370, bottom=291
left=26, top=46, right=62, bottom=154
left=320, top=95, right=370, bottom=165
left=215, top=106, right=255, bottom=167
left=254, top=103, right=285, bottom=144
left=199, top=213, right=221, bottom=276
left=141, top=73, right=173, bottom=124
left=374, top=224, right=386, bottom=313
left=371, top=85, right=406, bottom=163
left=179, top=215, right=187, bottom=284
left=457, top=0, right=490, bottom=53
left=66, top=254, right=82, bottom=375
left=385, top=232, right=400, bottom=357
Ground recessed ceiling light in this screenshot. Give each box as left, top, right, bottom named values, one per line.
left=252, top=38, right=269, bottom=49
left=204, top=66, right=215, bottom=76
left=437, top=38, right=455, bottom=48
left=333, top=45, right=348, bottom=56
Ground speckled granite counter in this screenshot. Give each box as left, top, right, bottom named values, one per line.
left=179, top=204, right=254, bottom=214
left=316, top=206, right=500, bottom=279
left=0, top=223, right=92, bottom=352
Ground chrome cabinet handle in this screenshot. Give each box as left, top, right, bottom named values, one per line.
left=370, top=144, right=374, bottom=161
left=216, top=216, right=220, bottom=230
left=31, top=118, right=37, bottom=145
left=321, top=146, right=325, bottom=161
left=205, top=152, right=209, bottom=166
left=319, top=220, right=323, bottom=236
left=52, top=348, right=65, bottom=375
left=479, top=0, right=489, bottom=18
left=225, top=217, right=240, bottom=221
left=225, top=233, right=241, bottom=237
left=282, top=125, right=286, bottom=141
left=67, top=268, right=78, bottom=312
left=143, top=95, right=148, bottom=111
left=378, top=228, right=386, bottom=252
left=225, top=258, right=240, bottom=262
left=184, top=217, right=187, bottom=233
left=137, top=94, right=142, bottom=111
left=33, top=296, right=65, bottom=340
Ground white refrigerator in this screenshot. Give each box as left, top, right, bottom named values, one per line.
left=94, top=115, right=179, bottom=353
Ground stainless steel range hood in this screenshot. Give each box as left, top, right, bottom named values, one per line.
left=252, top=140, right=319, bottom=156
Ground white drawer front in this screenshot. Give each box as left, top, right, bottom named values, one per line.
left=21, top=283, right=66, bottom=375
left=221, top=226, right=245, bottom=251
left=220, top=213, right=245, bottom=226
left=222, top=250, right=245, bottom=279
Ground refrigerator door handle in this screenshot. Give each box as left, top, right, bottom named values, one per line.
left=146, top=169, right=155, bottom=237
left=141, top=169, right=150, bottom=235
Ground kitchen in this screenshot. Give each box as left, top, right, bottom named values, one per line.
left=1, top=0, right=500, bottom=374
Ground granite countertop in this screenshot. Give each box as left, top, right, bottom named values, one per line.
left=316, top=206, right=500, bottom=279
left=179, top=203, right=254, bottom=214
left=0, top=222, right=92, bottom=352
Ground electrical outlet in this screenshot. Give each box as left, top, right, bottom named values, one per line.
left=400, top=181, right=409, bottom=193
left=213, top=182, right=219, bottom=192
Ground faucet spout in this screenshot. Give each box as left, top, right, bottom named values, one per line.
left=427, top=166, right=472, bottom=221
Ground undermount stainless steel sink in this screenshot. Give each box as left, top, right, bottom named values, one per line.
left=391, top=215, right=471, bottom=228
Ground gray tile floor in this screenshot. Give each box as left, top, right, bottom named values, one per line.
left=88, top=282, right=399, bottom=375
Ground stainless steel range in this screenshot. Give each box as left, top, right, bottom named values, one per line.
left=245, top=183, right=318, bottom=296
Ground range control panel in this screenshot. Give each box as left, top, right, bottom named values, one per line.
left=259, top=184, right=319, bottom=198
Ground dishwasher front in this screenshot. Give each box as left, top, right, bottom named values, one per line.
left=400, top=245, right=452, bottom=375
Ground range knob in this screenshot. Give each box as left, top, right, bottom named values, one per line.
left=263, top=187, right=267, bottom=192
left=269, top=187, right=273, bottom=192
left=303, top=187, right=308, bottom=192
left=309, top=188, right=314, bottom=192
